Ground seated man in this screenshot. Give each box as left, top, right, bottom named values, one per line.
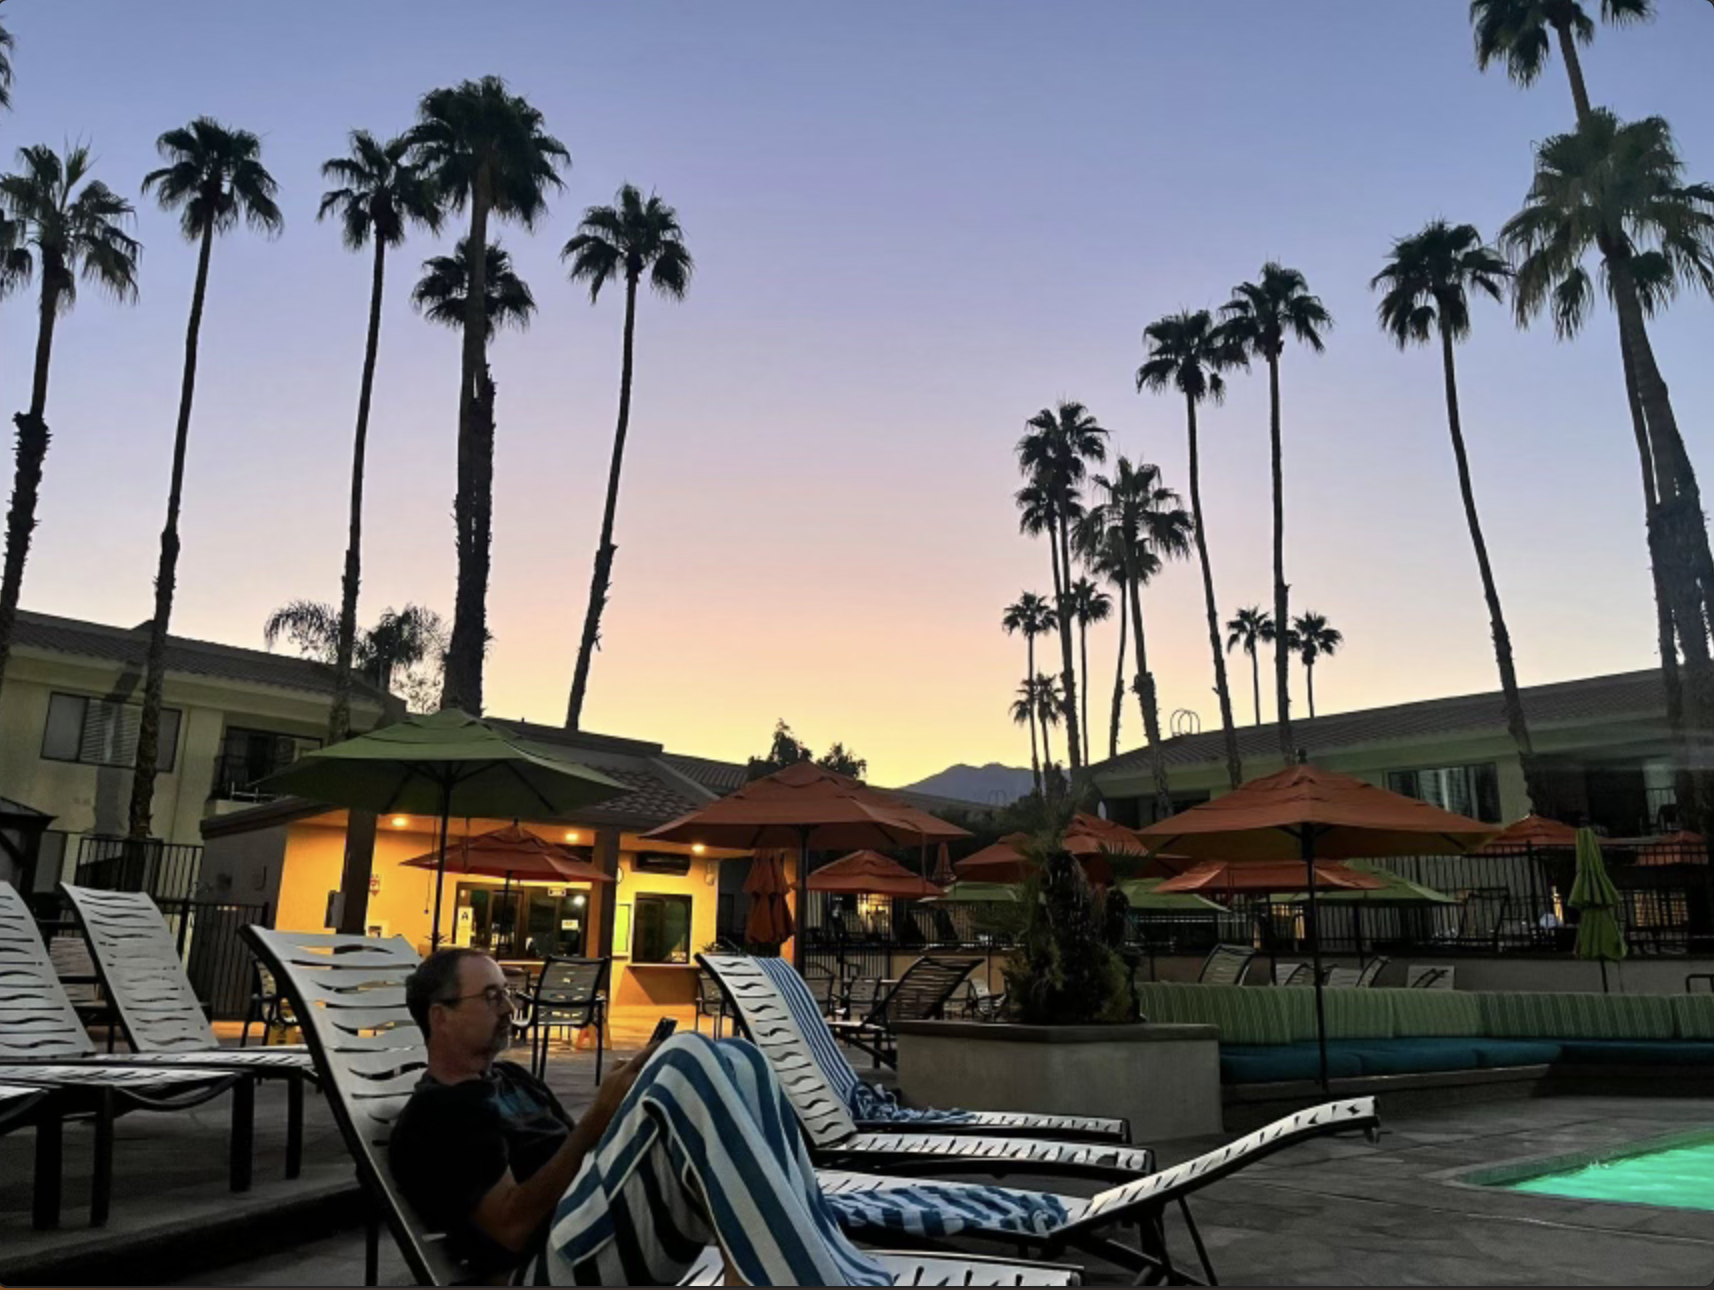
left=389, top=948, right=892, bottom=1287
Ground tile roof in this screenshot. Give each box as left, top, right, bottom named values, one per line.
left=660, top=752, right=750, bottom=797
left=12, top=610, right=390, bottom=704
left=1094, top=668, right=1669, bottom=780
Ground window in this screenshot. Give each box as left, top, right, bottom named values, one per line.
left=632, top=893, right=694, bottom=965
left=1387, top=763, right=1501, bottom=823
left=41, top=694, right=180, bottom=772
left=212, top=727, right=320, bottom=800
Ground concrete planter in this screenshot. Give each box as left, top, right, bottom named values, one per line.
left=894, top=1020, right=1224, bottom=1143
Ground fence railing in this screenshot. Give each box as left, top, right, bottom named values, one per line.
left=74, top=835, right=204, bottom=903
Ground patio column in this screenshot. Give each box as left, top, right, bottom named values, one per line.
left=593, top=826, right=622, bottom=959
left=336, top=810, right=378, bottom=935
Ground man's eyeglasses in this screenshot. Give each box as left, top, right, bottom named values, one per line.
left=438, top=985, right=514, bottom=1011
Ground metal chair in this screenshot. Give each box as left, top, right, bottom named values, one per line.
left=1407, top=965, right=1456, bottom=991
left=517, top=956, right=610, bottom=1084
left=827, top=956, right=981, bottom=1069
left=1197, top=944, right=1256, bottom=987
left=240, top=960, right=296, bottom=1048
left=694, top=969, right=729, bottom=1038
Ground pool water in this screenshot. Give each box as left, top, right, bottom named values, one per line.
left=1504, top=1140, right=1714, bottom=1211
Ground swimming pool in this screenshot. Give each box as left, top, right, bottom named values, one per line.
left=1489, top=1136, right=1714, bottom=1211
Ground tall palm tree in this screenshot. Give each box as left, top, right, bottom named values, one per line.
left=1002, top=591, right=1057, bottom=792
left=408, top=77, right=568, bottom=716
left=1373, top=220, right=1550, bottom=811
left=0, top=144, right=138, bottom=714
left=1030, top=673, right=1063, bottom=779
left=1471, top=0, right=1654, bottom=124
left=1010, top=678, right=1044, bottom=796
left=1504, top=111, right=1714, bottom=825
left=1069, top=577, right=1112, bottom=766
left=1082, top=456, right=1193, bottom=819
left=562, top=184, right=693, bottom=730
left=1220, top=264, right=1332, bottom=762
left=1292, top=613, right=1343, bottom=720
left=1078, top=526, right=1147, bottom=762
left=318, top=129, right=442, bottom=742
left=1016, top=401, right=1107, bottom=779
left=128, top=119, right=280, bottom=840
left=1225, top=607, right=1274, bottom=728
left=265, top=600, right=446, bottom=698
left=1137, top=311, right=1244, bottom=788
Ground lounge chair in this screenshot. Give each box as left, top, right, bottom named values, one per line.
left=1407, top=965, right=1455, bottom=991
left=700, top=955, right=1148, bottom=1185
left=964, top=977, right=1008, bottom=1022
left=1197, top=945, right=1256, bottom=986
left=1274, top=962, right=1315, bottom=987
left=241, top=960, right=297, bottom=1048
left=241, top=926, right=1085, bottom=1288
left=514, top=955, right=609, bottom=1083
left=827, top=955, right=982, bottom=1069
left=695, top=969, right=732, bottom=1038
left=820, top=1098, right=1381, bottom=1285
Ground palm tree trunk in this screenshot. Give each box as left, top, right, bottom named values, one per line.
left=1078, top=613, right=1091, bottom=766
left=1027, top=636, right=1042, bottom=795
left=0, top=279, right=61, bottom=716
left=1554, top=20, right=1596, bottom=123
left=1186, top=394, right=1244, bottom=788
left=1110, top=589, right=1128, bottom=761
left=1039, top=707, right=1055, bottom=779
left=1053, top=514, right=1085, bottom=776
left=567, top=272, right=641, bottom=730
left=442, top=178, right=492, bottom=714
left=332, top=237, right=389, bottom=743
left=1268, top=353, right=1293, bottom=761
left=1440, top=325, right=1544, bottom=812
left=1251, top=646, right=1262, bottom=727
left=129, top=223, right=214, bottom=840
left=1306, top=659, right=1317, bottom=721
left=1125, top=559, right=1174, bottom=821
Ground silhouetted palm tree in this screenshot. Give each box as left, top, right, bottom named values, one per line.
left=1079, top=526, right=1145, bottom=762
left=1137, top=310, right=1244, bottom=788
left=1002, top=591, right=1057, bottom=792
left=1374, top=220, right=1548, bottom=810
left=409, top=77, right=568, bottom=715
left=1030, top=673, right=1063, bottom=780
left=0, top=8, right=13, bottom=115
left=1471, top=0, right=1654, bottom=124
left=265, top=601, right=446, bottom=699
left=1292, top=613, right=1343, bottom=719
left=1016, top=401, right=1107, bottom=779
left=562, top=184, right=693, bottom=730
left=411, top=238, right=536, bottom=337
left=318, top=129, right=442, bottom=740
left=1069, top=577, right=1112, bottom=766
left=129, top=119, right=280, bottom=839
left=1225, top=607, right=1274, bottom=728
left=1010, top=679, right=1044, bottom=795
left=0, top=144, right=138, bottom=713
left=1221, top=264, right=1332, bottom=761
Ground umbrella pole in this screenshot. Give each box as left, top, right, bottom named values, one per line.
left=430, top=786, right=452, bottom=950
left=501, top=871, right=513, bottom=957
left=794, top=832, right=810, bottom=972
left=1303, top=831, right=1331, bottom=1093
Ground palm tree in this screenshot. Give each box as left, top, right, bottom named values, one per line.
left=1016, top=401, right=1107, bottom=779
left=0, top=145, right=138, bottom=714
left=1082, top=456, right=1193, bottom=820
left=1471, top=0, right=1654, bottom=124
left=1069, top=577, right=1113, bottom=766
left=1220, top=264, right=1332, bottom=762
left=1137, top=310, right=1244, bottom=788
left=1010, top=678, right=1044, bottom=795
left=1292, top=613, right=1343, bottom=719
left=0, top=7, right=13, bottom=114
left=318, top=130, right=442, bottom=742
left=1504, top=111, right=1714, bottom=823
left=408, top=77, right=568, bottom=716
left=1002, top=591, right=1057, bottom=792
left=265, top=600, right=446, bottom=699
left=411, top=238, right=536, bottom=337
left=1030, top=673, right=1063, bottom=780
left=1078, top=526, right=1145, bottom=762
left=128, top=119, right=280, bottom=840
left=1225, top=607, right=1274, bottom=728
left=562, top=184, right=693, bottom=730
left=1373, top=220, right=1551, bottom=811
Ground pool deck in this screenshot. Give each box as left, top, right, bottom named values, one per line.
left=9, top=1034, right=1714, bottom=1286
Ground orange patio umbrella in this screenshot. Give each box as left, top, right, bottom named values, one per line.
left=744, top=849, right=796, bottom=948
left=1637, top=830, right=1708, bottom=867
left=1138, top=761, right=1497, bottom=1090
left=1154, top=860, right=1388, bottom=895
left=1480, top=814, right=1581, bottom=852
left=400, top=824, right=616, bottom=884
left=955, top=814, right=1176, bottom=886
left=809, top=850, right=946, bottom=899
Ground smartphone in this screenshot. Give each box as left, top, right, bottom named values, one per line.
left=649, top=1016, right=680, bottom=1046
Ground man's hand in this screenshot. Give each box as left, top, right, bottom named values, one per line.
left=581, top=1042, right=662, bottom=1143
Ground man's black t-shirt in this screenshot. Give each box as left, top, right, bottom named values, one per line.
left=388, top=1060, right=574, bottom=1275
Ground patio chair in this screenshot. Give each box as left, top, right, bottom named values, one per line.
left=1443, top=888, right=1511, bottom=952
left=964, top=977, right=1007, bottom=1022
left=515, top=955, right=609, bottom=1084
left=1356, top=956, right=1390, bottom=988
left=700, top=955, right=1150, bottom=1185
left=1197, top=944, right=1256, bottom=986
left=1274, top=962, right=1315, bottom=987
left=1407, top=965, right=1456, bottom=991
left=695, top=968, right=731, bottom=1038
left=804, top=961, right=842, bottom=1017
left=240, top=960, right=296, bottom=1048
left=820, top=1098, right=1381, bottom=1286
left=828, top=955, right=982, bottom=1069
left=242, top=927, right=1085, bottom=1289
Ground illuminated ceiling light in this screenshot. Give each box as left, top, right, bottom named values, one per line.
left=390, top=816, right=409, bottom=829
left=565, top=831, right=580, bottom=844
left=692, top=843, right=707, bottom=855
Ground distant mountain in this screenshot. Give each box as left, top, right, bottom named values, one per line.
left=900, top=763, right=1034, bottom=806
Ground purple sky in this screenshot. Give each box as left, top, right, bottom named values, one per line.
left=1, top=2, right=1710, bottom=785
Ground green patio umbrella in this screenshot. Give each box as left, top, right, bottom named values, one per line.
left=1275, top=861, right=1457, bottom=906
left=929, top=881, right=1022, bottom=904
left=1115, top=879, right=1226, bottom=913
left=1570, top=827, right=1628, bottom=994
left=261, top=709, right=627, bottom=946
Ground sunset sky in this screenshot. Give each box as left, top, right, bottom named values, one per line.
left=1, top=2, right=1709, bottom=787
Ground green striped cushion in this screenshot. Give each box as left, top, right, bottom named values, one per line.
left=1672, top=996, right=1714, bottom=1041
left=1479, top=992, right=1677, bottom=1041
left=1135, top=983, right=1312, bottom=1045
left=1389, top=989, right=1483, bottom=1038
left=1322, top=988, right=1395, bottom=1040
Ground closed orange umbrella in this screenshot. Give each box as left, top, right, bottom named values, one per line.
left=810, top=850, right=945, bottom=898
left=744, top=849, right=796, bottom=948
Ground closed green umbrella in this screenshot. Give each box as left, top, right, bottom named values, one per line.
left=261, top=709, right=627, bottom=946
left=1570, top=827, right=1628, bottom=993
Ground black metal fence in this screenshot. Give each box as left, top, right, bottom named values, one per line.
left=166, top=898, right=272, bottom=1020
left=74, top=835, right=204, bottom=903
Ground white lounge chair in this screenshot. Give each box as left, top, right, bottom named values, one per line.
left=241, top=926, right=1085, bottom=1288
left=820, top=1098, right=1381, bottom=1285
left=700, top=955, right=1149, bottom=1184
